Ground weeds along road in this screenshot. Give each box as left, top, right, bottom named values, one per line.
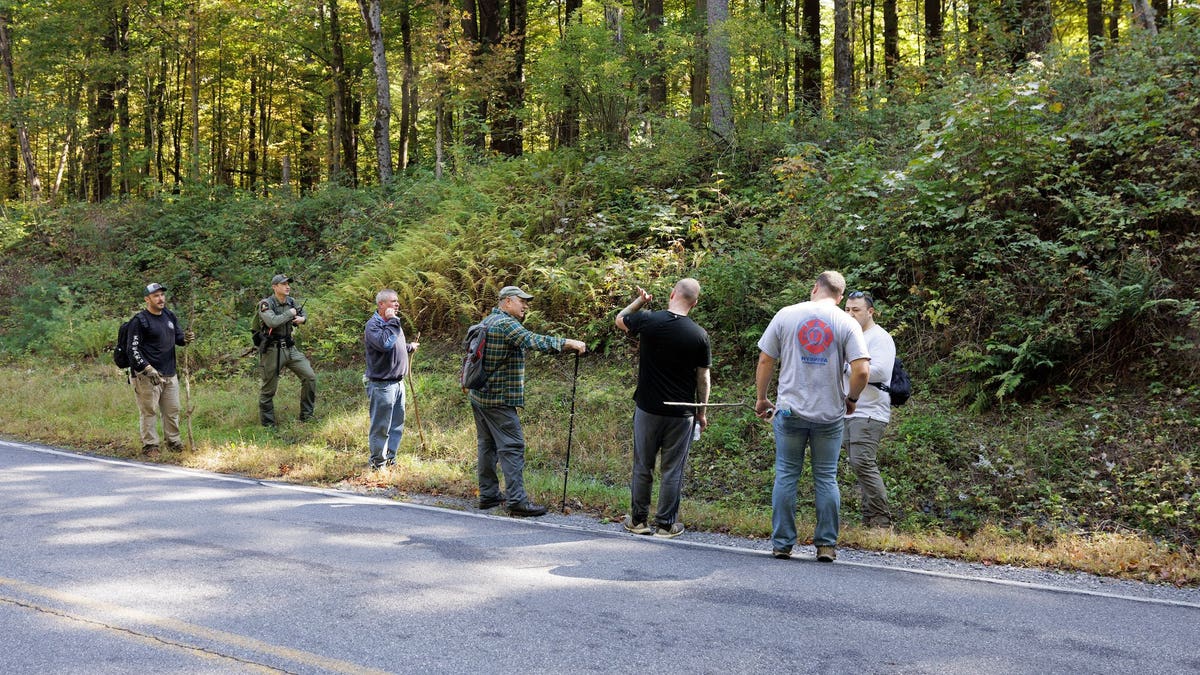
left=2, top=439, right=1198, bottom=675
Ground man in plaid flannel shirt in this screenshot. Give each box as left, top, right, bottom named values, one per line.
left=470, top=285, right=587, bottom=517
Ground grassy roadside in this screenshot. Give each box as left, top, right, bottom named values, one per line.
left=1, top=354, right=1196, bottom=586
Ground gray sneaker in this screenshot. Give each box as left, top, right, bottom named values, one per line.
left=623, top=515, right=652, bottom=535
left=654, top=522, right=685, bottom=538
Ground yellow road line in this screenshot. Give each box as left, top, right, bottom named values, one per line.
left=1, top=576, right=392, bottom=675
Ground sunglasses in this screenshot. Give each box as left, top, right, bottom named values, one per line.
left=847, top=290, right=875, bottom=307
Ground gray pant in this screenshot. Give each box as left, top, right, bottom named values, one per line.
left=844, top=416, right=892, bottom=526
left=471, top=403, right=529, bottom=507
left=631, top=407, right=694, bottom=528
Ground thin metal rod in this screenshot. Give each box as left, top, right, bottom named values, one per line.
left=560, top=351, right=580, bottom=512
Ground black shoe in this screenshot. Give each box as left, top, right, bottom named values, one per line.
left=772, top=548, right=792, bottom=560
left=508, top=501, right=548, bottom=517
left=478, top=496, right=505, bottom=510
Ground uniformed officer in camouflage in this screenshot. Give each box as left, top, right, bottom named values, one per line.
left=254, top=274, right=317, bottom=427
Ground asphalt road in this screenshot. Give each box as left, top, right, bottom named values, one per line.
left=2, top=438, right=1198, bottom=674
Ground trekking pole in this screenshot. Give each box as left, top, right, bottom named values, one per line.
left=560, top=351, right=580, bottom=513
left=405, top=331, right=428, bottom=453
left=183, top=276, right=196, bottom=452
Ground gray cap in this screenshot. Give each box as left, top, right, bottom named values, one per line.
left=143, top=282, right=166, bottom=296
left=271, top=274, right=292, bottom=285
left=498, top=285, right=533, bottom=300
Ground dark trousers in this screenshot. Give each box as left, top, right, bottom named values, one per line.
left=471, top=403, right=529, bottom=507
left=631, top=407, right=694, bottom=528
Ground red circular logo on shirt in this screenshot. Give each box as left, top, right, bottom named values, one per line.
left=798, top=319, right=834, bottom=355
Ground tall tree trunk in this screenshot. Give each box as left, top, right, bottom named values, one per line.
left=1022, top=0, right=1053, bottom=54
left=641, top=0, right=666, bottom=110
left=435, top=0, right=452, bottom=178
left=358, top=0, right=393, bottom=183
left=248, top=54, right=259, bottom=192
left=1087, top=0, right=1105, bottom=68
left=327, top=0, right=357, bottom=185
left=883, top=0, right=898, bottom=87
left=1108, top=0, right=1120, bottom=40
left=924, top=0, right=942, bottom=66
left=689, top=0, right=707, bottom=126
left=556, top=0, right=582, bottom=148
left=460, top=0, right=492, bottom=151
left=1131, top=0, right=1157, bottom=33
left=833, top=0, right=853, bottom=108
left=115, top=3, right=130, bottom=196
left=1150, top=0, right=1167, bottom=29
left=400, top=1, right=417, bottom=169
left=0, top=11, right=41, bottom=201
left=188, top=3, right=200, bottom=182
left=800, top=0, right=821, bottom=113
left=707, top=0, right=733, bottom=143
left=491, top=0, right=525, bottom=156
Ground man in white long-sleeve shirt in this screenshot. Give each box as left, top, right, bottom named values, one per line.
left=843, top=290, right=896, bottom=529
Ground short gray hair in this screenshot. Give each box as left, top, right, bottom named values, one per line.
left=375, top=289, right=398, bottom=305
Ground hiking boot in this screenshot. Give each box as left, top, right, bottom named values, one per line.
left=654, top=522, right=685, bottom=539
left=477, top=495, right=505, bottom=510
left=867, top=516, right=894, bottom=530
left=141, top=444, right=159, bottom=454
left=508, top=501, right=548, bottom=517
left=622, top=515, right=652, bottom=535
left=772, top=547, right=792, bottom=560
left=167, top=441, right=185, bottom=452
left=816, top=545, right=837, bottom=563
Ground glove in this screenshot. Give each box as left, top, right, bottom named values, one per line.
left=183, top=330, right=196, bottom=345
left=139, top=365, right=164, bottom=386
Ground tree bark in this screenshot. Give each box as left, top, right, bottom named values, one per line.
left=1087, top=0, right=1105, bottom=68
left=556, top=0, right=582, bottom=148
left=707, top=0, right=733, bottom=143
left=491, top=0, right=526, bottom=156
left=0, top=11, right=41, bottom=201
left=833, top=0, right=853, bottom=108
left=400, top=1, right=418, bottom=169
left=883, top=0, right=898, bottom=87
left=358, top=0, right=393, bottom=183
left=800, top=0, right=820, bottom=113
left=1131, top=0, right=1157, bottom=33
left=924, top=0, right=942, bottom=66
left=690, top=0, right=708, bottom=126
left=327, top=0, right=357, bottom=185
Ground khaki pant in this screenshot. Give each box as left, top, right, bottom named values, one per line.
left=133, top=372, right=181, bottom=448
left=844, top=416, right=892, bottom=526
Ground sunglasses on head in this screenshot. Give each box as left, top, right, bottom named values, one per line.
left=847, top=290, right=874, bottom=306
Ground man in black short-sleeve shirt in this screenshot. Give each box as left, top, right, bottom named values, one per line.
left=615, top=278, right=711, bottom=538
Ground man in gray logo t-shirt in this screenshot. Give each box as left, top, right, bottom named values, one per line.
left=755, top=271, right=869, bottom=562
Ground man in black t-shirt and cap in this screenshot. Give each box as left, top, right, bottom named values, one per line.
left=615, top=278, right=712, bottom=538
left=129, top=282, right=194, bottom=454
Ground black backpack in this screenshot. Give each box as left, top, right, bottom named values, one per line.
left=112, top=313, right=143, bottom=370
left=871, top=356, right=912, bottom=406
left=458, top=315, right=501, bottom=390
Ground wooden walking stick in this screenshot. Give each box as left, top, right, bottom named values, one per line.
left=405, top=331, right=428, bottom=452
left=183, top=278, right=196, bottom=452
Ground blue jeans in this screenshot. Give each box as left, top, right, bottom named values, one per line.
left=771, top=411, right=843, bottom=551
left=366, top=379, right=405, bottom=466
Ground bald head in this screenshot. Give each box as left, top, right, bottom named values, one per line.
left=667, top=277, right=700, bottom=314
